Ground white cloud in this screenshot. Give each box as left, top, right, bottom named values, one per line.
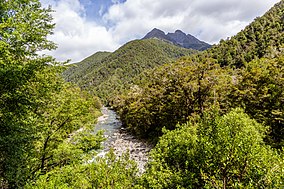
left=40, top=0, right=280, bottom=62
left=40, top=0, right=119, bottom=63
left=104, top=0, right=280, bottom=44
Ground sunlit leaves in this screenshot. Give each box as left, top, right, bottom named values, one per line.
left=141, top=109, right=283, bottom=188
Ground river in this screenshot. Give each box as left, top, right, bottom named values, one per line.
left=94, top=107, right=152, bottom=173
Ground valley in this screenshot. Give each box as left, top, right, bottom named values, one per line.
left=1, top=0, right=283, bottom=188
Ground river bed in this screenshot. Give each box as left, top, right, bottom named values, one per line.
left=94, top=107, right=153, bottom=173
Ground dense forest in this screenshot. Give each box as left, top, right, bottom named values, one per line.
left=1, top=0, right=283, bottom=188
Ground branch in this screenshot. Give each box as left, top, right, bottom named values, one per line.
left=40, top=117, right=71, bottom=172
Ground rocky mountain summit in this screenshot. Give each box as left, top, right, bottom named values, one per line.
left=143, top=28, right=211, bottom=50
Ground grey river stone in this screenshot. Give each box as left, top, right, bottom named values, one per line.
left=94, top=107, right=153, bottom=173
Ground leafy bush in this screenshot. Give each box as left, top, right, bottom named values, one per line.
left=140, top=109, right=284, bottom=188
left=26, top=150, right=138, bottom=189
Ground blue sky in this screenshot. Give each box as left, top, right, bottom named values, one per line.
left=79, top=0, right=116, bottom=22
left=40, top=0, right=281, bottom=63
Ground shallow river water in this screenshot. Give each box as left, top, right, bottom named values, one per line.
left=94, top=107, right=152, bottom=173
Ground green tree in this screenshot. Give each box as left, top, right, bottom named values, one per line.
left=24, top=70, right=103, bottom=175
left=140, top=109, right=283, bottom=188
left=0, top=0, right=56, bottom=187
left=229, top=55, right=284, bottom=148
left=0, top=1, right=102, bottom=188
left=209, top=0, right=283, bottom=67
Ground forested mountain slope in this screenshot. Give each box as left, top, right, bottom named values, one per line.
left=63, top=51, right=111, bottom=84
left=64, top=38, right=197, bottom=102
left=113, top=0, right=284, bottom=147
left=208, top=0, right=284, bottom=67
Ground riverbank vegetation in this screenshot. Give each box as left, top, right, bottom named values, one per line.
left=1, top=0, right=284, bottom=188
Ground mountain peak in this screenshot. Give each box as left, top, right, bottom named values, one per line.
left=146, top=28, right=165, bottom=36
left=143, top=28, right=211, bottom=51
left=143, top=28, right=165, bottom=38
left=152, top=28, right=164, bottom=32
left=142, top=28, right=173, bottom=43
left=174, top=29, right=186, bottom=34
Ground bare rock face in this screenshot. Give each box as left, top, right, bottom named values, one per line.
left=143, top=28, right=211, bottom=51
left=142, top=28, right=173, bottom=42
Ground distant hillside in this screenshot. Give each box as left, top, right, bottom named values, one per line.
left=63, top=38, right=197, bottom=102
left=143, top=28, right=211, bottom=50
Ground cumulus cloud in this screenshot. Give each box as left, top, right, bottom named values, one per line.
left=40, top=0, right=280, bottom=62
left=40, top=0, right=119, bottom=62
left=104, top=0, right=280, bottom=44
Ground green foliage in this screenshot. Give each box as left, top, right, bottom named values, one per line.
left=63, top=39, right=197, bottom=103
left=46, top=129, right=105, bottom=170
left=26, top=150, right=138, bottom=189
left=113, top=56, right=234, bottom=138
left=0, top=0, right=56, bottom=57
left=0, top=0, right=56, bottom=187
left=0, top=1, right=103, bottom=188
left=72, top=130, right=105, bottom=153
left=140, top=109, right=284, bottom=188
left=62, top=51, right=111, bottom=84
left=29, top=75, right=103, bottom=172
left=1, top=63, right=103, bottom=187
left=229, top=55, right=284, bottom=148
